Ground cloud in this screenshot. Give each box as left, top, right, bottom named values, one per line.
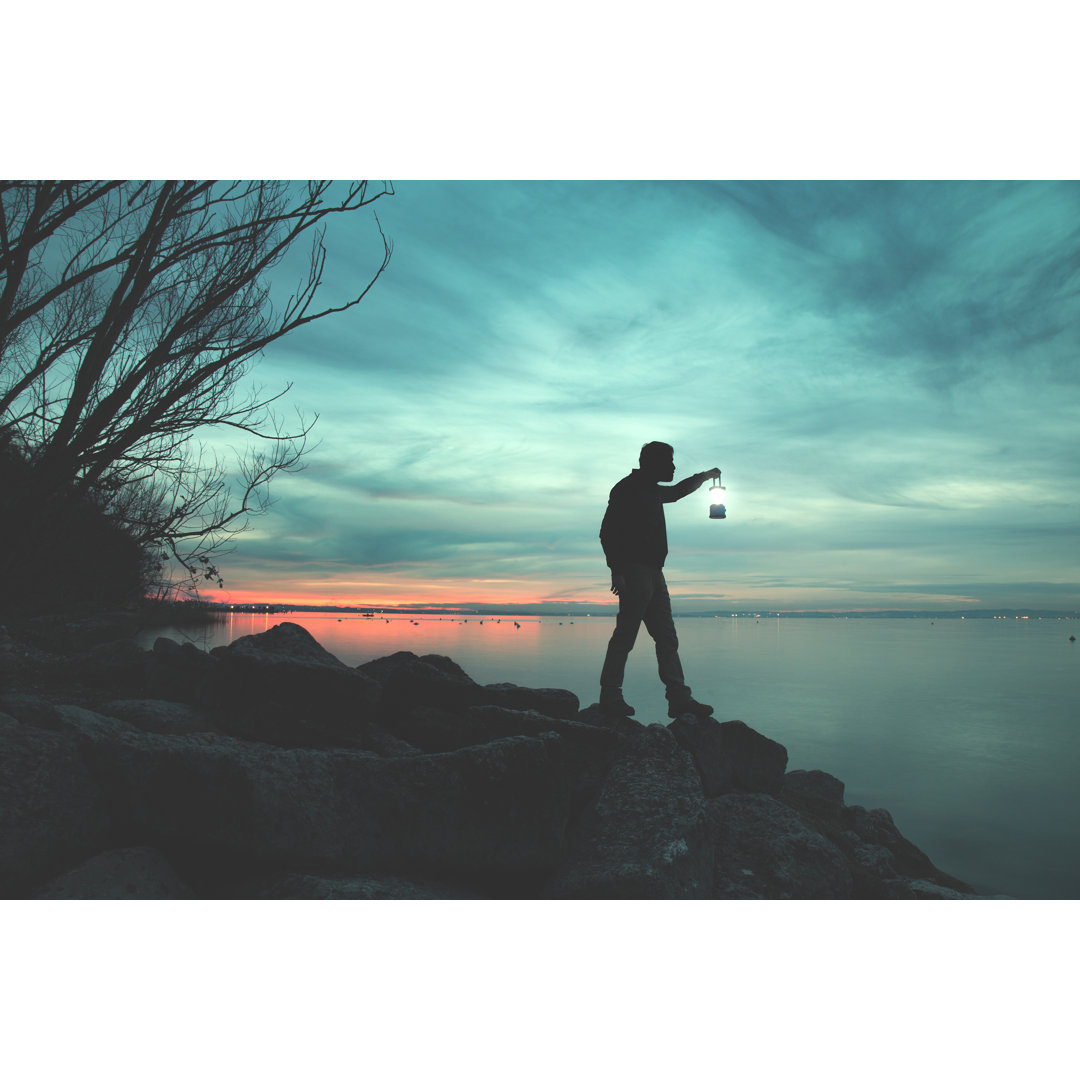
left=211, top=181, right=1080, bottom=613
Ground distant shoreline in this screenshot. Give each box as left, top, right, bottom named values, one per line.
left=204, top=603, right=1078, bottom=621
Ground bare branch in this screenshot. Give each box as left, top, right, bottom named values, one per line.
left=1, top=180, right=394, bottom=599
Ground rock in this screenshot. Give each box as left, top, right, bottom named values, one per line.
left=706, top=793, right=854, bottom=899
left=377, top=701, right=622, bottom=757
left=841, top=804, right=973, bottom=894
left=217, top=621, right=349, bottom=667
left=359, top=652, right=580, bottom=724
left=543, top=725, right=711, bottom=899
left=850, top=840, right=901, bottom=890
left=667, top=714, right=788, bottom=795
left=101, top=699, right=217, bottom=735
left=0, top=691, right=65, bottom=730
left=363, top=722, right=424, bottom=757
left=146, top=637, right=220, bottom=705
left=483, top=683, right=579, bottom=720
left=464, top=706, right=625, bottom=812
left=379, top=705, right=467, bottom=752
left=51, top=706, right=572, bottom=894
left=359, top=651, right=487, bottom=713
left=0, top=618, right=991, bottom=901
left=32, top=846, right=196, bottom=899
left=72, top=638, right=149, bottom=690
left=209, top=622, right=381, bottom=748
left=243, top=872, right=486, bottom=900
left=773, top=800, right=980, bottom=899
left=0, top=712, right=111, bottom=897
left=575, top=704, right=642, bottom=736
left=414, top=653, right=474, bottom=681
left=781, top=769, right=846, bottom=819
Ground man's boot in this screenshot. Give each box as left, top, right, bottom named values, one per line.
left=667, top=694, right=714, bottom=720
left=599, top=689, right=635, bottom=717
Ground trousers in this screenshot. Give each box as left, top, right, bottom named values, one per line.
left=600, top=562, right=690, bottom=701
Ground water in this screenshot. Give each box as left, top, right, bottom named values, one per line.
left=138, top=613, right=1080, bottom=899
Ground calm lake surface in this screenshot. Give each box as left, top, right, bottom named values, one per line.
left=138, top=613, right=1080, bottom=900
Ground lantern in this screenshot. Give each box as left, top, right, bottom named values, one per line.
left=709, top=473, right=726, bottom=519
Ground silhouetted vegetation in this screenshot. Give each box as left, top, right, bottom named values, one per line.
left=0, top=181, right=393, bottom=611
left=0, top=433, right=148, bottom=612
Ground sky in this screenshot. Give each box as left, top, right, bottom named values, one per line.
left=210, top=180, right=1080, bottom=613
left=13, top=6, right=1076, bottom=616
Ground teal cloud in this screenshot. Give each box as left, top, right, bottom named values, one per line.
left=219, top=181, right=1080, bottom=612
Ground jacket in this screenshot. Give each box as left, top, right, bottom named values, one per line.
left=599, top=469, right=707, bottom=571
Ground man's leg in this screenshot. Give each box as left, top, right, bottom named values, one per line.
left=643, top=570, right=714, bottom=718
left=641, top=570, right=690, bottom=701
left=599, top=563, right=653, bottom=711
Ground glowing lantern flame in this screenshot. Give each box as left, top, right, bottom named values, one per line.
left=709, top=473, right=726, bottom=519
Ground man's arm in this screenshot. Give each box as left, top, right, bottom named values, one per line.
left=659, top=467, right=721, bottom=503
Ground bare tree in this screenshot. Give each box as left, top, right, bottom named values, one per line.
left=0, top=181, right=392, bottom=596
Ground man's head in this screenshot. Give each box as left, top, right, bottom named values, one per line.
left=639, top=441, right=675, bottom=482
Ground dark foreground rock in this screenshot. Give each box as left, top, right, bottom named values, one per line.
left=543, top=725, right=711, bottom=898
left=669, top=713, right=788, bottom=795
left=707, top=793, right=854, bottom=899
left=0, top=621, right=1005, bottom=899
left=0, top=711, right=112, bottom=896
left=32, top=845, right=196, bottom=900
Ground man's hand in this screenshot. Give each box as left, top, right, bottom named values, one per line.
left=610, top=572, right=626, bottom=596
left=706, top=467, right=721, bottom=480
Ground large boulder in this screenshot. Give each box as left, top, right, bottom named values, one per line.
left=463, top=706, right=625, bottom=812
left=359, top=652, right=580, bottom=724
left=51, top=705, right=572, bottom=894
left=363, top=722, right=425, bottom=757
left=0, top=712, right=112, bottom=897
left=71, top=638, right=149, bottom=691
left=761, top=790, right=979, bottom=899
left=0, top=691, right=65, bottom=730
left=375, top=704, right=464, bottom=752
left=374, top=701, right=622, bottom=757
left=32, top=845, right=196, bottom=900
left=668, top=715, right=788, bottom=795
left=365, top=701, right=624, bottom=814
left=482, top=683, right=579, bottom=720
left=359, top=651, right=486, bottom=714
left=101, top=699, right=218, bottom=735
left=146, top=637, right=221, bottom=706
left=706, top=793, right=854, bottom=899
left=781, top=769, right=846, bottom=819
left=839, top=804, right=975, bottom=898
left=543, top=725, right=711, bottom=899
left=208, top=622, right=381, bottom=748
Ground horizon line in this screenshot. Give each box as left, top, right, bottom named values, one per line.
left=179, top=599, right=1079, bottom=618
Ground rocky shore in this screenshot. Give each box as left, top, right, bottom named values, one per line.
left=1, top=618, right=999, bottom=899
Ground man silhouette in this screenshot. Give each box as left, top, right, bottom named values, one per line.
left=599, top=441, right=721, bottom=719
